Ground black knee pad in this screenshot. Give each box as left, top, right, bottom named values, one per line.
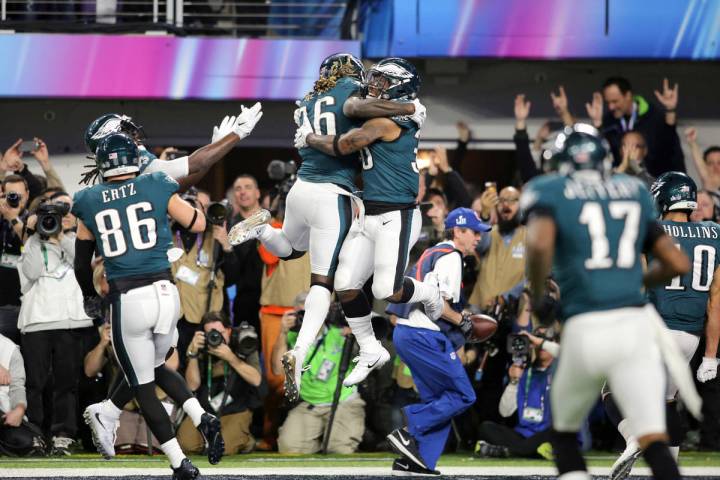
left=666, top=401, right=684, bottom=447
left=339, top=291, right=371, bottom=318
left=280, top=249, right=306, bottom=261
left=551, top=430, right=586, bottom=475
left=394, top=277, right=415, bottom=304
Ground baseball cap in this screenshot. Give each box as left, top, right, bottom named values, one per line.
left=444, top=207, right=491, bottom=233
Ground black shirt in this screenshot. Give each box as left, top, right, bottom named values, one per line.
left=0, top=217, right=24, bottom=306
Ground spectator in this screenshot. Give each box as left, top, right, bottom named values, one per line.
left=17, top=193, right=93, bottom=455
left=424, top=146, right=472, bottom=209
left=691, top=190, right=717, bottom=222
left=0, top=175, right=29, bottom=343
left=614, top=131, right=655, bottom=187
left=0, top=332, right=44, bottom=456
left=257, top=209, right=310, bottom=450
left=0, top=140, right=44, bottom=203
left=170, top=188, right=238, bottom=370
left=587, top=77, right=684, bottom=176
left=30, top=138, right=65, bottom=192
left=225, top=175, right=265, bottom=330
left=685, top=128, right=720, bottom=192
left=180, top=312, right=264, bottom=455
left=469, top=186, right=526, bottom=309
left=475, top=328, right=558, bottom=459
left=272, top=297, right=365, bottom=454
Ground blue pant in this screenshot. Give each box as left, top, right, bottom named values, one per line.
left=393, top=325, right=476, bottom=469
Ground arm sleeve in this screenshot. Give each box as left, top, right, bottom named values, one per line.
left=450, top=138, right=468, bottom=173
left=498, top=382, right=518, bottom=417
left=74, top=238, right=97, bottom=298
left=144, top=157, right=189, bottom=180
left=8, top=347, right=27, bottom=408
left=443, top=171, right=473, bottom=208
left=433, top=251, right=463, bottom=303
left=514, top=129, right=541, bottom=183
left=17, top=164, right=43, bottom=203
left=19, top=235, right=44, bottom=282
left=540, top=340, right=561, bottom=357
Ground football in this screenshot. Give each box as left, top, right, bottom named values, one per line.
left=468, top=314, right=498, bottom=343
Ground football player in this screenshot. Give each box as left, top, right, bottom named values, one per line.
left=603, top=171, right=720, bottom=480
left=227, top=53, right=427, bottom=401
left=72, top=133, right=215, bottom=479
left=295, top=58, right=444, bottom=387
left=82, top=104, right=263, bottom=187
left=521, top=124, right=694, bottom=480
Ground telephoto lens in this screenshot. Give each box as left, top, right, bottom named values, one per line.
left=205, top=328, right=225, bottom=349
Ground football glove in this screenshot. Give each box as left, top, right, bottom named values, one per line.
left=697, top=357, right=719, bottom=383
left=293, top=100, right=304, bottom=127
left=409, top=98, right=427, bottom=128
left=211, top=115, right=236, bottom=143
left=294, top=111, right=313, bottom=149
left=459, top=313, right=474, bottom=341
left=83, top=295, right=105, bottom=320
left=233, top=102, right=263, bottom=140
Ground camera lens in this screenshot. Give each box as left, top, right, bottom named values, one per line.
left=6, top=192, right=20, bottom=208
left=206, top=201, right=229, bottom=225
left=206, top=329, right=224, bottom=348
left=41, top=215, right=58, bottom=232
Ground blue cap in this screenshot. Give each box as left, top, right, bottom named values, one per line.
left=444, top=207, right=491, bottom=233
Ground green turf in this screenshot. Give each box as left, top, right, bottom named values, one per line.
left=1, top=452, right=720, bottom=470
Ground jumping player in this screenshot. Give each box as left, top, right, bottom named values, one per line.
left=521, top=124, right=694, bottom=480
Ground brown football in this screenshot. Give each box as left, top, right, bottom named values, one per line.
left=468, top=314, right=498, bottom=343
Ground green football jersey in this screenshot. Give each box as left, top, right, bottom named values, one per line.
left=360, top=116, right=420, bottom=205
left=647, top=220, right=720, bottom=334
left=288, top=326, right=356, bottom=405
left=297, top=77, right=363, bottom=191
left=521, top=172, right=657, bottom=320
left=72, top=171, right=178, bottom=280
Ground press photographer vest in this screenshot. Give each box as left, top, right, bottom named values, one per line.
left=170, top=232, right=224, bottom=324
left=470, top=226, right=526, bottom=307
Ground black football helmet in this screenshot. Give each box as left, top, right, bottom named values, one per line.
left=550, top=123, right=611, bottom=175
left=319, top=53, right=365, bottom=82
left=366, top=57, right=421, bottom=101
left=651, top=171, right=697, bottom=214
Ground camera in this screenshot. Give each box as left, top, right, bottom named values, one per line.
left=206, top=200, right=231, bottom=226
left=231, top=322, right=258, bottom=360
left=36, top=201, right=70, bottom=238
left=267, top=160, right=298, bottom=217
left=205, top=328, right=225, bottom=349
left=289, top=309, right=305, bottom=333
left=5, top=192, right=21, bottom=209
left=267, top=159, right=297, bottom=182
left=506, top=334, right=530, bottom=366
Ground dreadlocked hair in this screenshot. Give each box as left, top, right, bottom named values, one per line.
left=304, top=59, right=359, bottom=101
left=79, top=157, right=102, bottom=185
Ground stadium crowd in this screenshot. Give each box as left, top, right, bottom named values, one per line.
left=0, top=74, right=719, bottom=465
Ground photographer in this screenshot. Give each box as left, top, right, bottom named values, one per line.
left=17, top=193, right=94, bottom=455
left=0, top=175, right=31, bottom=341
left=272, top=295, right=365, bottom=454
left=475, top=327, right=558, bottom=459
left=170, top=188, right=238, bottom=370
left=179, top=312, right=264, bottom=455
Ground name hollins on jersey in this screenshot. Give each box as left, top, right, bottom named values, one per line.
left=663, top=223, right=719, bottom=240
left=562, top=177, right=641, bottom=201
left=101, top=183, right=137, bottom=203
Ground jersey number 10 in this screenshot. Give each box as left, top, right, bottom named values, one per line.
left=666, top=244, right=716, bottom=292
left=94, top=202, right=158, bottom=257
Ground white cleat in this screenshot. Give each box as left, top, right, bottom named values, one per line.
left=609, top=439, right=642, bottom=480
left=343, top=341, right=391, bottom=387
left=83, top=401, right=119, bottom=459
left=228, top=209, right=271, bottom=246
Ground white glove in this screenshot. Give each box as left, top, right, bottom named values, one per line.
left=233, top=102, right=263, bottom=140
left=293, top=110, right=313, bottom=149
left=211, top=115, right=236, bottom=143
left=409, top=98, right=427, bottom=128
left=697, top=356, right=719, bottom=383
left=293, top=100, right=304, bottom=127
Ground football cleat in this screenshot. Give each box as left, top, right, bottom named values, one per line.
left=391, top=458, right=440, bottom=477
left=282, top=348, right=309, bottom=404
left=172, top=458, right=200, bottom=480
left=609, top=439, right=642, bottom=480
left=228, top=209, right=271, bottom=246
left=387, top=428, right=428, bottom=470
left=198, top=412, right=224, bottom=465
left=343, top=341, right=390, bottom=387
left=83, top=402, right=118, bottom=459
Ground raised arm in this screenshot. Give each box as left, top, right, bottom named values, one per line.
left=685, top=128, right=709, bottom=186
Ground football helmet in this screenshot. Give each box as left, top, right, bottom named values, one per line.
left=319, top=53, right=365, bottom=82
left=95, top=133, right=141, bottom=178
left=366, top=57, right=421, bottom=101
left=550, top=123, right=611, bottom=175
left=84, top=113, right=145, bottom=152
left=651, top=171, right=697, bottom=214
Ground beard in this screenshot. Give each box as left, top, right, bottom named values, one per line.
left=497, top=212, right=520, bottom=235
